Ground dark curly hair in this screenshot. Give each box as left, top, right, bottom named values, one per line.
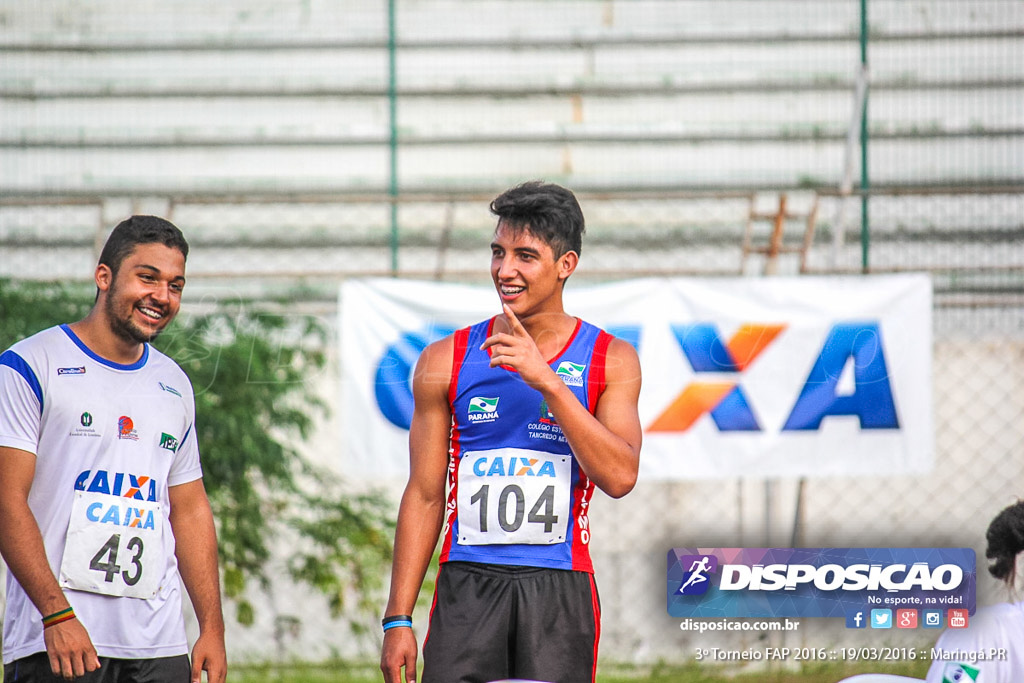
left=489, top=181, right=585, bottom=259
left=985, top=500, right=1024, bottom=584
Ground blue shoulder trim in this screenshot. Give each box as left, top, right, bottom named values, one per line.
left=0, top=349, right=44, bottom=414
left=60, top=324, right=149, bottom=370
left=180, top=423, right=194, bottom=451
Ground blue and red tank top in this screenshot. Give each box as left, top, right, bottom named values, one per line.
left=439, top=316, right=614, bottom=573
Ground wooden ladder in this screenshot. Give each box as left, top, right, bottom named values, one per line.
left=740, top=193, right=820, bottom=275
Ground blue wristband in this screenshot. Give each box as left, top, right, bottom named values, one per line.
left=382, top=619, right=413, bottom=632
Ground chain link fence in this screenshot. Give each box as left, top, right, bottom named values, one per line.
left=1, top=0, right=1022, bottom=667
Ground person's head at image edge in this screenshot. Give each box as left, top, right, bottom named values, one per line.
left=986, top=499, right=1024, bottom=595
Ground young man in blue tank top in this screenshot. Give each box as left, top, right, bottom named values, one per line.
left=381, top=182, right=642, bottom=683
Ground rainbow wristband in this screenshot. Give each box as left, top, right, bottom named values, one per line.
left=381, top=615, right=413, bottom=632
left=42, top=607, right=76, bottom=629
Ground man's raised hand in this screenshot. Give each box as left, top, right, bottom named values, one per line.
left=480, top=305, right=557, bottom=392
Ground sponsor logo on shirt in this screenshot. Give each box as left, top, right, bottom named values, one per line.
left=159, top=382, right=182, bottom=397
left=159, top=432, right=179, bottom=453
left=529, top=400, right=566, bottom=443
left=70, top=411, right=101, bottom=439
left=75, top=469, right=158, bottom=501
left=538, top=400, right=557, bottom=425
left=470, top=453, right=558, bottom=478
left=57, top=366, right=86, bottom=375
left=85, top=500, right=157, bottom=530
left=118, top=415, right=139, bottom=441
left=468, top=396, right=499, bottom=423
left=555, top=361, right=585, bottom=386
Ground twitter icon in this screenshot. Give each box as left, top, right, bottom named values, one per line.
left=870, top=609, right=893, bottom=629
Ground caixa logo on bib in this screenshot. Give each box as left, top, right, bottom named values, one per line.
left=667, top=548, right=976, bottom=619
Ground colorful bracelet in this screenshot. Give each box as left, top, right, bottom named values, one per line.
left=42, top=607, right=76, bottom=629
left=381, top=614, right=413, bottom=632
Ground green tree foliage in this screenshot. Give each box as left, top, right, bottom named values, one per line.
left=0, top=279, right=394, bottom=628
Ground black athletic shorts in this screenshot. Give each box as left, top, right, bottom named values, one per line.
left=3, top=652, right=190, bottom=683
left=422, top=561, right=601, bottom=683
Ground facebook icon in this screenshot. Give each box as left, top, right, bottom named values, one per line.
left=845, top=609, right=867, bottom=629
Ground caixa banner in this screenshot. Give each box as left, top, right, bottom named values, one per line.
left=340, top=275, right=932, bottom=480
left=667, top=547, right=976, bottom=620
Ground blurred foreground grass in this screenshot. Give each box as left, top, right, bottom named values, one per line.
left=229, top=659, right=932, bottom=682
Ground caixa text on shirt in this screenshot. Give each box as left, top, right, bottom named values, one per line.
left=74, top=469, right=159, bottom=501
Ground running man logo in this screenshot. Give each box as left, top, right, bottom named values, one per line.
left=649, top=322, right=900, bottom=433
left=676, top=554, right=719, bottom=595
left=555, top=361, right=586, bottom=386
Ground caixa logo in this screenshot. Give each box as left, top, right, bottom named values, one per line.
left=375, top=325, right=456, bottom=429
left=645, top=321, right=900, bottom=433
left=373, top=321, right=900, bottom=433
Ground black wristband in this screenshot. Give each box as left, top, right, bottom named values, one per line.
left=382, top=614, right=413, bottom=626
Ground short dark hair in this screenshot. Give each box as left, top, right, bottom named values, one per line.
left=489, top=181, right=585, bottom=258
left=99, top=215, right=189, bottom=276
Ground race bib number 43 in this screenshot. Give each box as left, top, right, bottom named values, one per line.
left=457, top=448, right=572, bottom=545
left=59, top=491, right=164, bottom=599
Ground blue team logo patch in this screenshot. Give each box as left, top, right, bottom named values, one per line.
left=555, top=361, right=585, bottom=386
left=468, top=396, right=500, bottom=423
left=57, top=366, right=86, bottom=375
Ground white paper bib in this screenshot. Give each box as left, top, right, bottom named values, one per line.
left=457, top=448, right=572, bottom=545
left=59, top=491, right=164, bottom=599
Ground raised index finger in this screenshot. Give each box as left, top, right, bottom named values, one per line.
left=502, top=304, right=527, bottom=336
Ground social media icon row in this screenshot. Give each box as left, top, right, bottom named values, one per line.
left=845, top=608, right=969, bottom=629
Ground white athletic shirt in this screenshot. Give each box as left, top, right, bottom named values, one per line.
left=0, top=325, right=203, bottom=663
left=925, top=601, right=1024, bottom=683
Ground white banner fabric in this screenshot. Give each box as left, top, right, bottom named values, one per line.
left=340, top=275, right=932, bottom=481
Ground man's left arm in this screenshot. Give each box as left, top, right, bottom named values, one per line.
left=542, top=337, right=642, bottom=498
left=168, top=479, right=227, bottom=683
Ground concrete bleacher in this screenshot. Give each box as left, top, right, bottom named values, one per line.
left=1, top=1, right=1021, bottom=289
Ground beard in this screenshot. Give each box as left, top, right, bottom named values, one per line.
left=104, top=287, right=167, bottom=345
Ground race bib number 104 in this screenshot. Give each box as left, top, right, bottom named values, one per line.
left=59, top=491, right=164, bottom=599
left=457, top=448, right=572, bottom=545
